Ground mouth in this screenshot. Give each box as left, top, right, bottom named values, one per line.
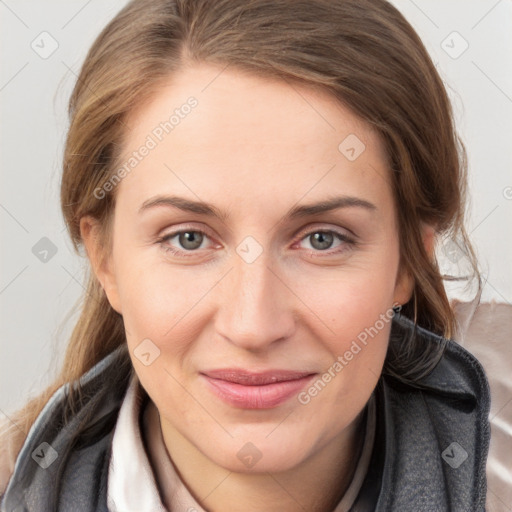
left=200, top=369, right=317, bottom=409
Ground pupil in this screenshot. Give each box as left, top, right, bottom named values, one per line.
left=180, top=231, right=202, bottom=249
left=312, top=232, right=333, bottom=250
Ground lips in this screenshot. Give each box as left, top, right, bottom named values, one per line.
left=201, top=368, right=316, bottom=409
left=203, top=368, right=314, bottom=385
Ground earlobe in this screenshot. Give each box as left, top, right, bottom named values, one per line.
left=421, top=223, right=437, bottom=260
left=393, top=265, right=414, bottom=307
left=80, top=216, right=122, bottom=314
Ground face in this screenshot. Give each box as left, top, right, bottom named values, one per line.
left=82, top=63, right=413, bottom=474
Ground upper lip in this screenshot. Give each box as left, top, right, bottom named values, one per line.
left=201, top=369, right=316, bottom=386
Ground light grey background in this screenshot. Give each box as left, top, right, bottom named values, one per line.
left=1, top=0, right=511, bottom=417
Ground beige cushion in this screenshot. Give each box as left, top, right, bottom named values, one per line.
left=454, top=300, right=512, bottom=511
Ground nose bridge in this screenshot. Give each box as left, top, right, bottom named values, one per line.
left=217, top=249, right=294, bottom=350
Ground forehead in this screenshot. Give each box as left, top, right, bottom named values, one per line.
left=116, top=63, right=392, bottom=214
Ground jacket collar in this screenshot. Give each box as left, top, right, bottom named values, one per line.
left=1, top=314, right=490, bottom=511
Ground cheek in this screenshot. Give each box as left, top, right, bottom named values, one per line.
left=114, top=251, right=218, bottom=366
left=293, top=256, right=399, bottom=339
left=292, top=252, right=399, bottom=396
left=292, top=288, right=393, bottom=445
left=115, top=261, right=203, bottom=414
left=322, top=287, right=394, bottom=391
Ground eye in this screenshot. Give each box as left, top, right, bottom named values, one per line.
left=169, top=230, right=205, bottom=250
left=157, top=225, right=356, bottom=259
left=295, top=229, right=355, bottom=255
left=157, top=227, right=215, bottom=257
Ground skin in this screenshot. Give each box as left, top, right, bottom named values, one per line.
left=81, top=63, right=418, bottom=511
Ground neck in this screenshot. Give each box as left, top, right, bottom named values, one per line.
left=154, top=406, right=366, bottom=512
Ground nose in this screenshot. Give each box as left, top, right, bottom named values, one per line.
left=215, top=252, right=296, bottom=352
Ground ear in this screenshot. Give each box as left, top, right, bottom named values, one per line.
left=421, top=222, right=436, bottom=259
left=80, top=215, right=122, bottom=314
left=393, top=262, right=414, bottom=307
left=392, top=222, right=436, bottom=306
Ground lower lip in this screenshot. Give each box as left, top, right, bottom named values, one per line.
left=201, top=374, right=316, bottom=409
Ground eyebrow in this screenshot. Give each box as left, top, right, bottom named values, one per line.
left=138, top=194, right=377, bottom=222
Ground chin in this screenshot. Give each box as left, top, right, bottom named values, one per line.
left=204, top=435, right=310, bottom=474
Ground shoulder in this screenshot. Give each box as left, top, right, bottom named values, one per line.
left=386, top=313, right=490, bottom=443
left=0, top=344, right=133, bottom=510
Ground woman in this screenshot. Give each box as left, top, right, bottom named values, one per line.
left=0, top=0, right=490, bottom=510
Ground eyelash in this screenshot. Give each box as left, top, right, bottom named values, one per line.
left=156, top=225, right=356, bottom=259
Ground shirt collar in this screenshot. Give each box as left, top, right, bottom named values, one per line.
left=107, top=373, right=167, bottom=512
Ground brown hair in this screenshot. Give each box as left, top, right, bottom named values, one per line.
left=2, top=0, right=479, bottom=463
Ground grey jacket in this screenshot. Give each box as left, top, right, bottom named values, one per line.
left=1, top=315, right=491, bottom=511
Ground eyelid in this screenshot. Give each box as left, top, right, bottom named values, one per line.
left=291, top=228, right=356, bottom=256
left=159, top=222, right=218, bottom=242
left=159, top=221, right=355, bottom=243
left=293, top=222, right=357, bottom=242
